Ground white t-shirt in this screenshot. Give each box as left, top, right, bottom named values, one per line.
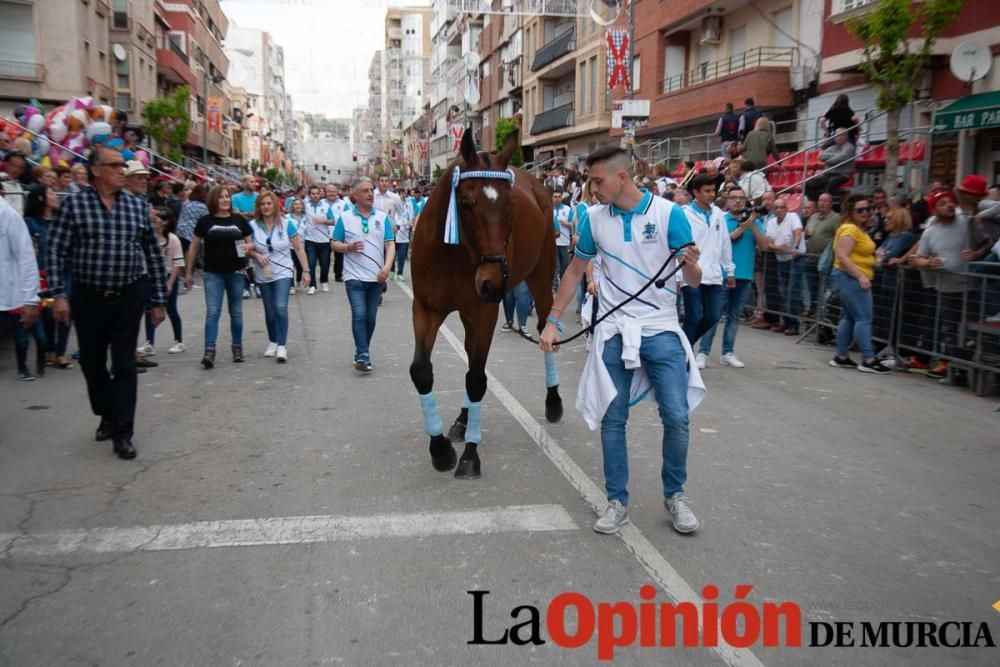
left=248, top=219, right=299, bottom=282
left=332, top=205, right=395, bottom=282
left=553, top=203, right=574, bottom=247
left=766, top=212, right=804, bottom=262
left=300, top=199, right=334, bottom=243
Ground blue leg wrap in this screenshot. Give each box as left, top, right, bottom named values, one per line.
left=465, top=402, right=482, bottom=444
left=544, top=351, right=559, bottom=388
left=420, top=392, right=443, bottom=437
left=462, top=391, right=472, bottom=408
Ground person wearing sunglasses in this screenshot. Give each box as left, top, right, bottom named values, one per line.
left=46, top=147, right=170, bottom=460
left=331, top=177, right=395, bottom=373
left=828, top=194, right=890, bottom=374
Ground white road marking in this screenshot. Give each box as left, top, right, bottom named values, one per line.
left=397, top=281, right=765, bottom=667
left=482, top=185, right=498, bottom=202
left=0, top=504, right=577, bottom=558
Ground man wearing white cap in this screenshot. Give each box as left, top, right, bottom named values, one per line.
left=124, top=160, right=150, bottom=200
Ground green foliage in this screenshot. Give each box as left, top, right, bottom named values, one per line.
left=144, top=86, right=191, bottom=162
left=846, top=0, right=966, bottom=112
left=432, top=164, right=443, bottom=179
left=494, top=118, right=524, bottom=167
left=264, top=167, right=282, bottom=184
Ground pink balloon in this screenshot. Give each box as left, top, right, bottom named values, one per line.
left=135, top=149, right=149, bottom=167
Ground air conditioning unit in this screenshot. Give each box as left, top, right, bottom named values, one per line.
left=699, top=17, right=722, bottom=45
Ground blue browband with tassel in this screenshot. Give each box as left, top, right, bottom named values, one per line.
left=444, top=166, right=516, bottom=245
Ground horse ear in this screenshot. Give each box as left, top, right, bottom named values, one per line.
left=460, top=127, right=477, bottom=165
left=496, top=127, right=520, bottom=169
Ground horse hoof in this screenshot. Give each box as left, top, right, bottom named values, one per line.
left=545, top=386, right=563, bottom=423
left=447, top=420, right=467, bottom=443
left=429, top=435, right=456, bottom=472
left=454, top=444, right=481, bottom=480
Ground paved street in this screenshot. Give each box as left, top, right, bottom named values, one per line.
left=1, top=277, right=998, bottom=666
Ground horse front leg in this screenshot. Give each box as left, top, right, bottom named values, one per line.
left=454, top=306, right=498, bottom=479
left=410, top=301, right=455, bottom=472
left=526, top=257, right=564, bottom=423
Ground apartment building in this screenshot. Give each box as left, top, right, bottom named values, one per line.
left=367, top=50, right=383, bottom=161
left=0, top=0, right=151, bottom=117
left=383, top=6, right=433, bottom=164
left=477, top=2, right=523, bottom=153
left=427, top=0, right=482, bottom=173
left=627, top=0, right=818, bottom=156
left=521, top=6, right=615, bottom=168
left=226, top=26, right=288, bottom=169
left=819, top=0, right=1000, bottom=184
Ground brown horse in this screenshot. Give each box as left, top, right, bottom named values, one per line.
left=409, top=127, right=563, bottom=479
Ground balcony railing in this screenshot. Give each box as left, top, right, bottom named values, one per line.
left=530, top=27, right=575, bottom=72
left=660, top=46, right=796, bottom=94
left=530, top=102, right=574, bottom=135
left=0, top=60, right=45, bottom=81
left=169, top=41, right=189, bottom=66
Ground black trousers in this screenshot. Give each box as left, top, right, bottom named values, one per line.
left=71, top=279, right=146, bottom=440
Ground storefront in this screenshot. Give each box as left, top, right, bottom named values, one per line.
left=933, top=90, right=1000, bottom=185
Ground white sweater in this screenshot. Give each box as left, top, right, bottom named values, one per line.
left=683, top=202, right=735, bottom=285
left=0, top=198, right=40, bottom=311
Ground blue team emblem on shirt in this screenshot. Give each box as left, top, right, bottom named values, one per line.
left=374, top=219, right=382, bottom=231
left=641, top=221, right=658, bottom=243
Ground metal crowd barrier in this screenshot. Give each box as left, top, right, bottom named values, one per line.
left=750, top=250, right=1000, bottom=396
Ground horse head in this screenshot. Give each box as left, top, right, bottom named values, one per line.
left=455, top=127, right=520, bottom=303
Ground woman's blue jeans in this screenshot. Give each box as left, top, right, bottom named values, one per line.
left=345, top=279, right=382, bottom=361
left=203, top=271, right=244, bottom=348
left=600, top=332, right=690, bottom=506
left=396, top=242, right=410, bottom=276
left=502, top=281, right=533, bottom=327
left=258, top=278, right=293, bottom=345
left=699, top=279, right=752, bottom=356
left=831, top=268, right=874, bottom=359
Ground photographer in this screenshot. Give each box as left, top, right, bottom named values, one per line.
left=698, top=188, right=768, bottom=368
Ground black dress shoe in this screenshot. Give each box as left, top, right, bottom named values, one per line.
left=96, top=418, right=112, bottom=442
left=113, top=439, right=137, bottom=459
left=135, top=358, right=158, bottom=368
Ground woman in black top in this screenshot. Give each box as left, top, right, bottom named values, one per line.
left=821, top=94, right=860, bottom=143
left=183, top=185, right=252, bottom=368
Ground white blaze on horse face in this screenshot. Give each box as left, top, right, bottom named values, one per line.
left=483, top=185, right=499, bottom=203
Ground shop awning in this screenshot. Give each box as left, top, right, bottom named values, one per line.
left=933, top=90, right=1000, bottom=133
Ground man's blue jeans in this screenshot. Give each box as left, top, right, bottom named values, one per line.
left=305, top=240, right=332, bottom=285
left=502, top=281, right=533, bottom=328
left=258, top=278, right=293, bottom=345
left=395, top=242, right=410, bottom=276
left=553, top=246, right=570, bottom=289
left=681, top=284, right=726, bottom=345
left=699, top=278, right=752, bottom=356
left=831, top=269, right=874, bottom=359
left=345, top=279, right=382, bottom=361
left=600, top=332, right=690, bottom=506
left=203, top=271, right=244, bottom=348
left=776, top=256, right=804, bottom=330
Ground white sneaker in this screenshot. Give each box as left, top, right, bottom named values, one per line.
left=167, top=341, right=185, bottom=354
left=136, top=341, right=155, bottom=356
left=242, top=289, right=251, bottom=299
left=664, top=492, right=699, bottom=533
left=593, top=500, right=629, bottom=534
left=264, top=342, right=278, bottom=357
left=289, top=286, right=296, bottom=295
left=276, top=346, right=287, bottom=362
left=695, top=352, right=707, bottom=370
left=307, top=286, right=316, bottom=295
left=321, top=283, right=329, bottom=292
left=720, top=353, right=745, bottom=368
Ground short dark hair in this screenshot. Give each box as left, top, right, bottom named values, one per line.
left=55, top=166, right=71, bottom=177
left=152, top=205, right=177, bottom=235
left=741, top=160, right=756, bottom=171
left=688, top=174, right=717, bottom=192
left=725, top=103, right=734, bottom=113
left=745, top=97, right=755, bottom=106
left=584, top=146, right=627, bottom=170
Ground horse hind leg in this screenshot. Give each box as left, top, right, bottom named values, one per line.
left=525, top=258, right=564, bottom=423
left=411, top=304, right=456, bottom=472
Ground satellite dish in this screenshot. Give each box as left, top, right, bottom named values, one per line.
left=589, top=0, right=623, bottom=26
left=949, top=40, right=991, bottom=83
left=464, top=75, right=481, bottom=106
left=113, top=44, right=127, bottom=61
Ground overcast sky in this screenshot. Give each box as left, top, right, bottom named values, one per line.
left=221, top=0, right=418, bottom=120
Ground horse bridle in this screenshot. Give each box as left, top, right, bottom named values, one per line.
left=444, top=165, right=516, bottom=293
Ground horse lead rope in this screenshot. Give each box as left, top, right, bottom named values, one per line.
left=552, top=242, right=696, bottom=346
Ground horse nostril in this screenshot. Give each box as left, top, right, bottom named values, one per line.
left=481, top=280, right=495, bottom=297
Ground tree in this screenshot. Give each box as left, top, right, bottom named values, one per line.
left=494, top=118, right=524, bottom=167
left=144, top=86, right=191, bottom=162
left=432, top=164, right=443, bottom=180
left=846, top=0, right=965, bottom=191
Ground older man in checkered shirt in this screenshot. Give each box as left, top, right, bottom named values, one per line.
left=47, top=146, right=169, bottom=460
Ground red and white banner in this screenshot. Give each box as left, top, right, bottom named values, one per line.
left=606, top=29, right=630, bottom=90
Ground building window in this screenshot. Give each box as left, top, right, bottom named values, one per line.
left=837, top=0, right=875, bottom=12
left=589, top=56, right=597, bottom=114
left=0, top=1, right=37, bottom=65
left=578, top=60, right=586, bottom=114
